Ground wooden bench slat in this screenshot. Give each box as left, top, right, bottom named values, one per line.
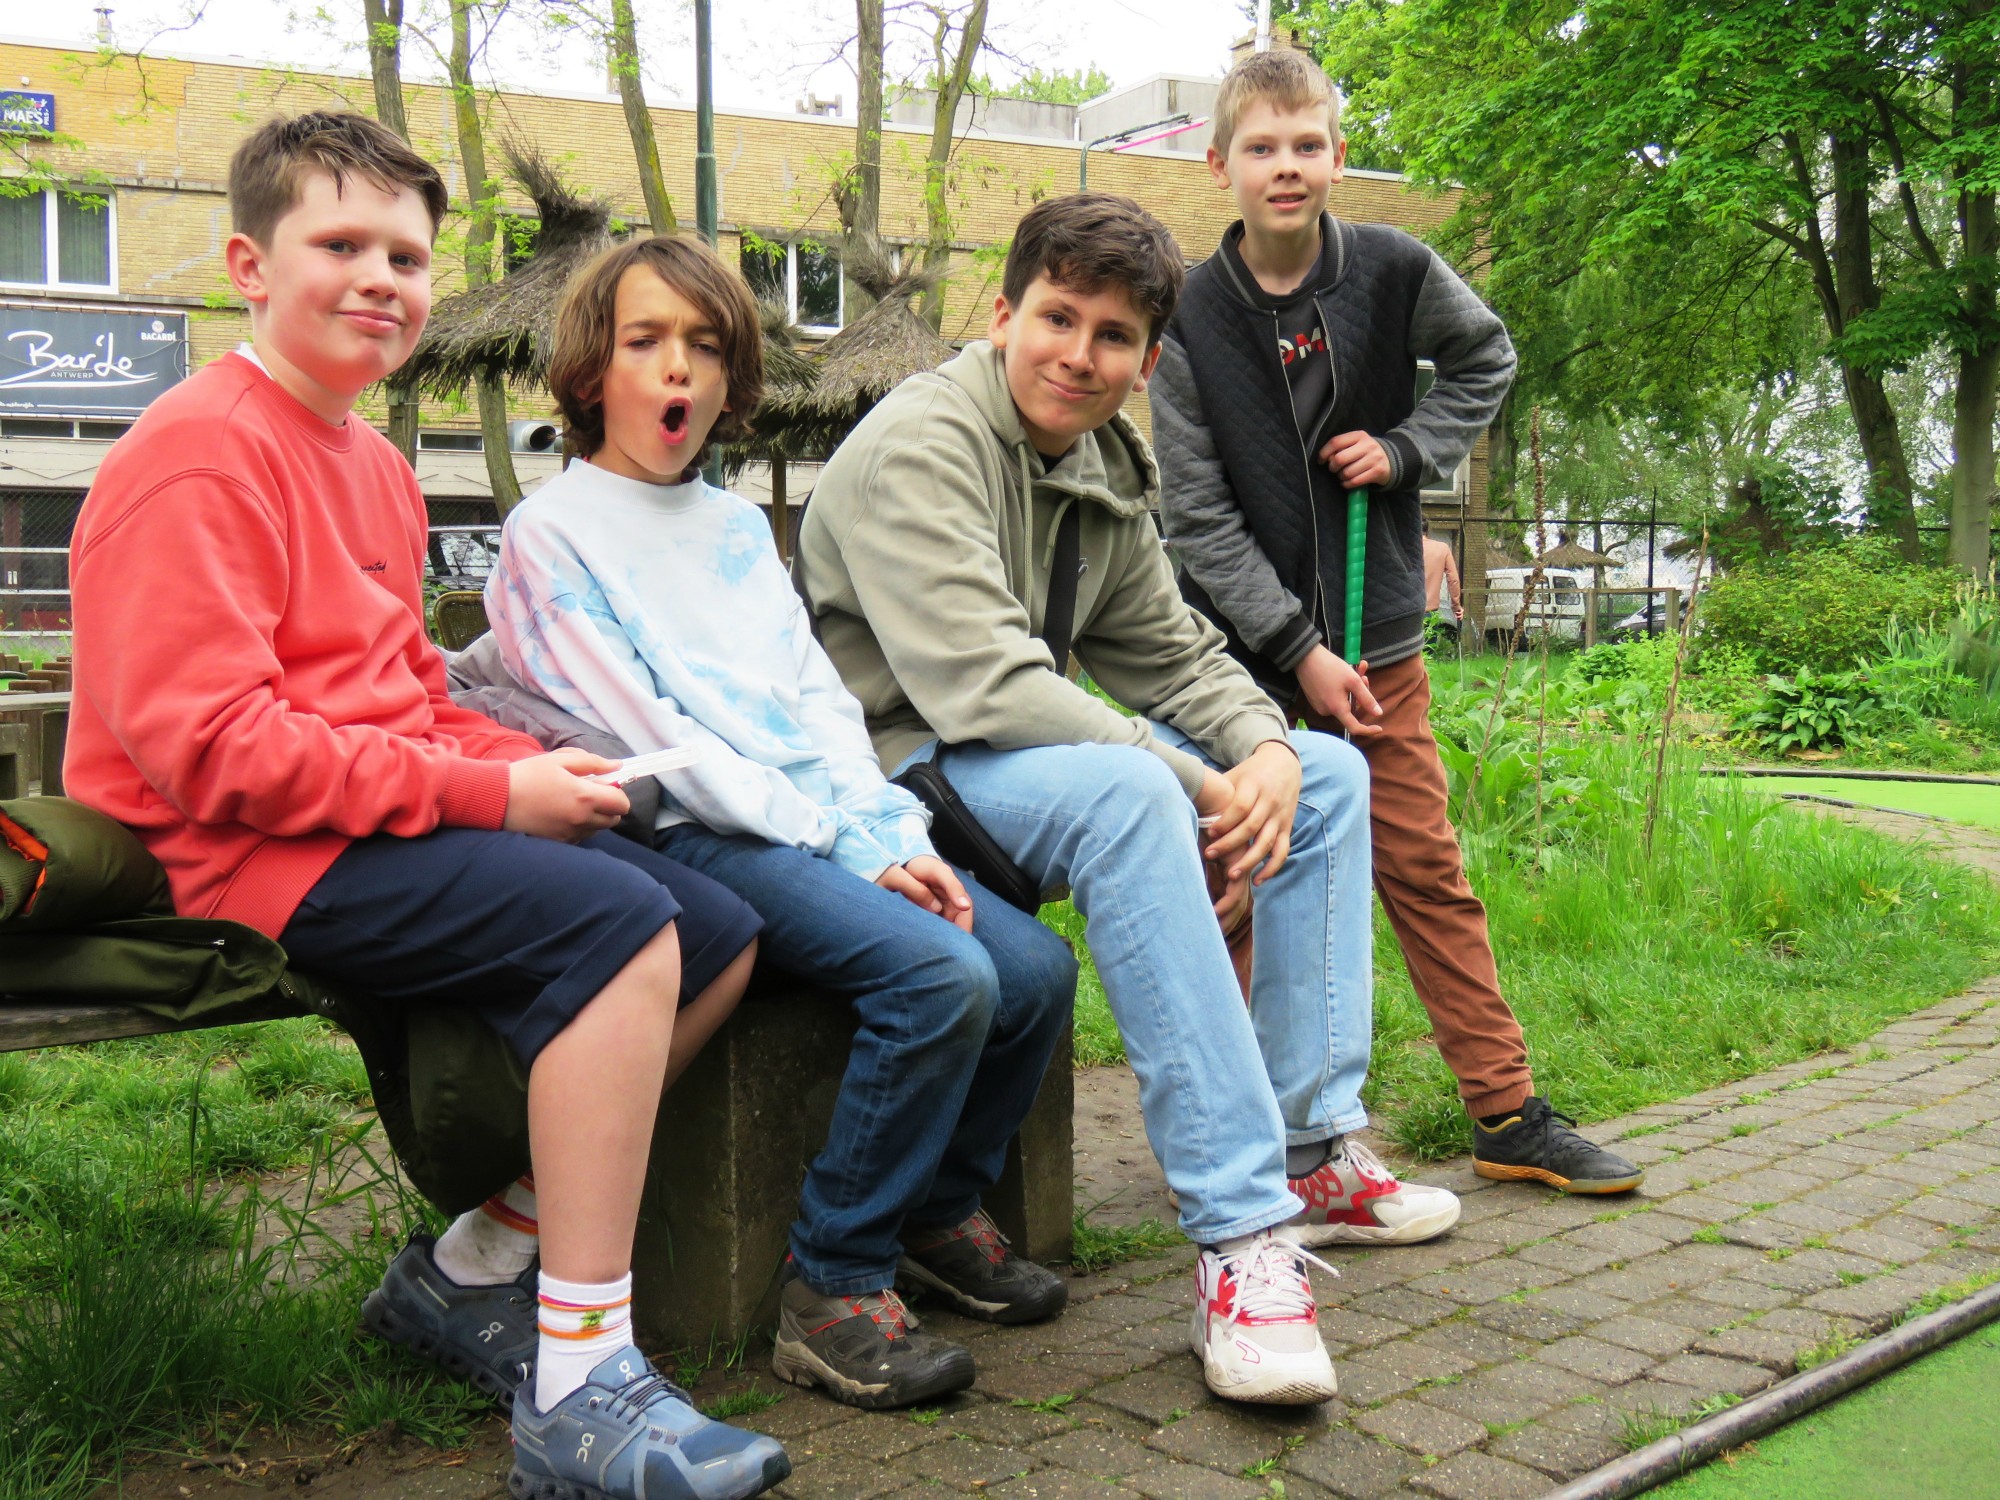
left=0, top=995, right=310, bottom=1052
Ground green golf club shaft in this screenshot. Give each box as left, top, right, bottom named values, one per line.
left=1344, top=487, right=1368, bottom=666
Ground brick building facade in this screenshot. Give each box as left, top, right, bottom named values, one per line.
left=0, top=36, right=1496, bottom=628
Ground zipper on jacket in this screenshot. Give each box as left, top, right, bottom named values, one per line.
left=1274, top=308, right=1332, bottom=636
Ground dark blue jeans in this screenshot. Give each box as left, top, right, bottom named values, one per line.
left=652, top=824, right=1077, bottom=1295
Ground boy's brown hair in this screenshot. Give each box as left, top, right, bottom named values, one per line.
left=1001, top=193, right=1184, bottom=348
left=229, top=112, right=449, bottom=244
left=547, top=235, right=764, bottom=470
left=1211, top=49, right=1340, bottom=157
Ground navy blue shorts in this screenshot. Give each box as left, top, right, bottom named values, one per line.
left=278, top=827, right=762, bottom=1065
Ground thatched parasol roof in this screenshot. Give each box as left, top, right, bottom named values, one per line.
left=400, top=145, right=615, bottom=401
left=1535, top=538, right=1620, bottom=569
left=720, top=299, right=822, bottom=476
left=755, top=242, right=953, bottom=457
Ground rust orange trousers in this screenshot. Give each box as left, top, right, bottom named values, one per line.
left=1296, top=652, right=1534, bottom=1118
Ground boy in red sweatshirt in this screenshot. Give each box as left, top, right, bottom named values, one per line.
left=66, top=112, right=788, bottom=1500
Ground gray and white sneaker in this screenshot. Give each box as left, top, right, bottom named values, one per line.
left=360, top=1232, right=537, bottom=1399
left=510, top=1346, right=789, bottom=1500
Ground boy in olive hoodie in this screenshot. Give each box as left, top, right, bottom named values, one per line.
left=796, top=193, right=1459, bottom=1408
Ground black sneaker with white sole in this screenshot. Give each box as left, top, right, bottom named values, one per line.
left=898, top=1208, right=1068, bottom=1324
left=360, top=1232, right=537, bottom=1399
left=1473, top=1097, right=1645, bottom=1194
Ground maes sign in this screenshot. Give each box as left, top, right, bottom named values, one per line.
left=0, top=305, right=188, bottom=417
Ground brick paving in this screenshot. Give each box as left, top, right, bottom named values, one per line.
left=721, top=972, right=2000, bottom=1500
left=726, top=804, right=2000, bottom=1499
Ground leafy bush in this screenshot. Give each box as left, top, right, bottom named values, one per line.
left=1571, top=642, right=1633, bottom=682
left=1736, top=667, right=1885, bottom=753
left=1698, top=539, right=1959, bottom=673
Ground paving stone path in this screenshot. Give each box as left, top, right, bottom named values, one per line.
left=734, top=803, right=2000, bottom=1500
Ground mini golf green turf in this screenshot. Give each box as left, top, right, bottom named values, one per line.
left=1655, top=1320, right=2000, bottom=1498
left=1751, top=776, right=2000, bottom=831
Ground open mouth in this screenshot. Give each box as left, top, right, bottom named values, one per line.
left=660, top=396, right=693, bottom=444
left=1269, top=194, right=1308, bottom=208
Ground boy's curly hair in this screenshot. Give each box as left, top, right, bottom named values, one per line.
left=548, top=236, right=764, bottom=473
left=229, top=112, right=448, bottom=244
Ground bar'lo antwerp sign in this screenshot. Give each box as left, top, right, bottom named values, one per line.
left=0, top=305, right=189, bottom=417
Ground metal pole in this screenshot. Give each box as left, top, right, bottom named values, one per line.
left=694, top=0, right=717, bottom=248
left=694, top=0, right=720, bottom=486
left=1256, top=0, right=1272, bottom=51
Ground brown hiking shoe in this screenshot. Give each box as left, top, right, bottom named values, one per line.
left=769, top=1266, right=974, bottom=1410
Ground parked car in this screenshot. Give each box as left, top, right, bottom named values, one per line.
left=1480, top=567, right=1586, bottom=645
left=1611, top=596, right=1680, bottom=638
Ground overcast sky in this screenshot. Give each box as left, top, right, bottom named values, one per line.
left=16, top=1, right=1254, bottom=114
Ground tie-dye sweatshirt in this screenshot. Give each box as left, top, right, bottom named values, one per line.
left=485, top=459, right=933, bottom=881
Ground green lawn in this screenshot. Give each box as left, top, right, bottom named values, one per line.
left=1751, top=775, right=2000, bottom=831
left=1656, top=1320, right=2000, bottom=1499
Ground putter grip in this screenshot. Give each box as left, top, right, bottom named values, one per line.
left=1344, top=487, right=1368, bottom=666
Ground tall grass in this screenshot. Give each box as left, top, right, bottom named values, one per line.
left=1061, top=704, right=2000, bottom=1160
left=0, top=1020, right=480, bottom=1499
left=1370, top=732, right=1999, bottom=1156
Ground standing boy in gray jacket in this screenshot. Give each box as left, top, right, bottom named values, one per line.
left=1151, top=48, right=1641, bottom=1193
left=798, top=193, right=1461, bottom=1407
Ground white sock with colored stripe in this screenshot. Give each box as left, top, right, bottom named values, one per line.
left=433, top=1175, right=538, bottom=1287
left=535, top=1271, right=634, bottom=1411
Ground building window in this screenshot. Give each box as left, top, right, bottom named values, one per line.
left=0, top=189, right=115, bottom=290
left=417, top=430, right=484, bottom=452
left=740, top=236, right=842, bottom=333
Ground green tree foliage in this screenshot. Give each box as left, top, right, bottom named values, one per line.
left=985, top=65, right=1113, bottom=106
left=1288, top=0, right=2000, bottom=573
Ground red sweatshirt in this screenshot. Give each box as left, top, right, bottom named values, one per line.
left=66, top=352, right=542, bottom=937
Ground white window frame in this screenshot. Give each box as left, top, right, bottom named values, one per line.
left=1414, top=358, right=1472, bottom=496
left=0, top=187, right=119, bottom=293
left=743, top=239, right=843, bottom=336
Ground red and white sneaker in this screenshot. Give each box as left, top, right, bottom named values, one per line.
left=1287, top=1140, right=1461, bottom=1247
left=1190, top=1229, right=1339, bottom=1404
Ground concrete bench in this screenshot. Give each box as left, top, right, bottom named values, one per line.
left=0, top=966, right=1074, bottom=1348
left=1, top=668, right=1077, bottom=1342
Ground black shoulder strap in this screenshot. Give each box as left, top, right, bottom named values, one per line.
left=1040, top=502, right=1083, bottom=672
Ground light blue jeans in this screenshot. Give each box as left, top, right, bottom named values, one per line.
left=901, top=724, right=1373, bottom=1244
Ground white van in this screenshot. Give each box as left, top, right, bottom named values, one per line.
left=1480, top=567, right=1587, bottom=644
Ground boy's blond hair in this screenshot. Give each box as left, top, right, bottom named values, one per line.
left=229, top=112, right=448, bottom=245
left=1210, top=49, right=1340, bottom=157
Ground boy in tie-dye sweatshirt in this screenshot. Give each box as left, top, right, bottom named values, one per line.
left=485, top=234, right=1077, bottom=1413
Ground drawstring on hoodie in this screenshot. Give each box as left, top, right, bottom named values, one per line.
left=1027, top=445, right=1081, bottom=571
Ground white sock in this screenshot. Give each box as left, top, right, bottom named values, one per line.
left=433, top=1175, right=538, bottom=1287
left=535, top=1271, right=634, bottom=1412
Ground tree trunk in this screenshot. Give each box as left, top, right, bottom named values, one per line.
left=768, top=457, right=789, bottom=559
left=610, top=0, right=676, bottom=233
left=1949, top=18, right=1998, bottom=581
left=918, top=0, right=988, bottom=328
left=448, top=0, right=521, bottom=513
left=1953, top=338, right=1998, bottom=582
left=842, top=0, right=885, bottom=316
left=1827, top=130, right=1920, bottom=559
left=362, top=0, right=419, bottom=460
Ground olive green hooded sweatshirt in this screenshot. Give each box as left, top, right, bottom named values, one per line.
left=795, top=340, right=1291, bottom=798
